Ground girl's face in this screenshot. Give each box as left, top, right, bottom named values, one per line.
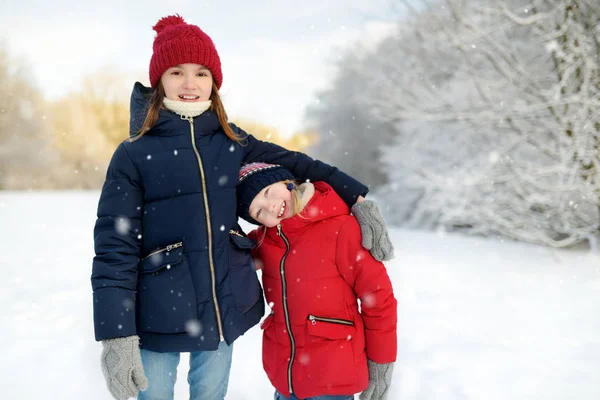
left=161, top=63, right=213, bottom=102
left=249, top=182, right=295, bottom=227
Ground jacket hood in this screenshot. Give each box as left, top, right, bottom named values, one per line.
left=265, top=181, right=350, bottom=240
left=129, top=82, right=153, bottom=137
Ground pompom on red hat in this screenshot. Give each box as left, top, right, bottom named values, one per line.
left=149, top=14, right=223, bottom=89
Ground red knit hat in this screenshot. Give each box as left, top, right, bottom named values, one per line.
left=149, top=14, right=223, bottom=89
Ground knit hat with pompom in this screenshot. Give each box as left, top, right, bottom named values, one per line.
left=149, top=14, right=223, bottom=89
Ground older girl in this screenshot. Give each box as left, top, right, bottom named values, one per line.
left=92, top=14, right=393, bottom=400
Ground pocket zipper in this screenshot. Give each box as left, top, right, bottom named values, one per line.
left=229, top=229, right=244, bottom=237
left=142, top=241, right=183, bottom=260
left=308, top=314, right=354, bottom=326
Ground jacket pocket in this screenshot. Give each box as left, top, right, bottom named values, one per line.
left=138, top=242, right=197, bottom=334
left=228, top=230, right=262, bottom=313
left=261, top=312, right=277, bottom=384
left=260, top=312, right=274, bottom=330
left=304, top=314, right=357, bottom=388
left=307, top=314, right=355, bottom=340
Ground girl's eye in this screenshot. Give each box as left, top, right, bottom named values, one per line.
left=264, top=188, right=270, bottom=197
left=198, top=72, right=207, bottom=77
left=171, top=71, right=181, bottom=75
left=256, top=209, right=262, bottom=219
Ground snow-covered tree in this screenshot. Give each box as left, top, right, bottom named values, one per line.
left=365, top=0, right=599, bottom=247
left=305, top=51, right=398, bottom=190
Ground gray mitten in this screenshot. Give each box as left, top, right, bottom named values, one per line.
left=351, top=200, right=394, bottom=261
left=359, top=360, right=394, bottom=400
left=101, top=335, right=148, bottom=400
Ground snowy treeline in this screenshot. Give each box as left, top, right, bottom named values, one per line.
left=307, top=0, right=600, bottom=247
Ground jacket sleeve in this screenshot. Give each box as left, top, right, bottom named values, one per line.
left=233, top=123, right=368, bottom=207
left=336, top=217, right=397, bottom=364
left=91, top=142, right=144, bottom=341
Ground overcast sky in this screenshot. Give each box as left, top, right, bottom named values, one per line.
left=0, top=0, right=399, bottom=135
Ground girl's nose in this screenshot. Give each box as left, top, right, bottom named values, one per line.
left=183, top=76, right=195, bottom=88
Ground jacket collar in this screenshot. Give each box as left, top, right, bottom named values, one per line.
left=128, top=81, right=221, bottom=138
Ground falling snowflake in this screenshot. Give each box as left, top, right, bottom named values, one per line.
left=218, top=175, right=229, bottom=186
left=115, top=217, right=131, bottom=236
left=297, top=353, right=311, bottom=365
left=361, top=293, right=376, bottom=308
left=148, top=253, right=163, bottom=266
left=122, top=299, right=134, bottom=310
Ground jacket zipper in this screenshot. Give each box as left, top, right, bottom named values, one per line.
left=141, top=241, right=183, bottom=260
left=308, top=315, right=354, bottom=326
left=185, top=116, right=225, bottom=342
left=277, top=223, right=296, bottom=394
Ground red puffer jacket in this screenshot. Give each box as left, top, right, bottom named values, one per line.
left=249, top=182, right=397, bottom=399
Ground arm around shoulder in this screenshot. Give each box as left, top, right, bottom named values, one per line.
left=237, top=125, right=368, bottom=207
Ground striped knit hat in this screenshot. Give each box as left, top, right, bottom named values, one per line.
left=149, top=14, right=223, bottom=89
left=237, top=162, right=295, bottom=224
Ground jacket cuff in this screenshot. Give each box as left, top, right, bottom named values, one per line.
left=329, top=170, right=369, bottom=206
left=93, top=287, right=137, bottom=341
left=365, top=329, right=397, bottom=364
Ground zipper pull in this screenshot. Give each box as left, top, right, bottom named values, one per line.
left=166, top=242, right=182, bottom=252
left=277, top=224, right=282, bottom=236
left=308, top=315, right=316, bottom=325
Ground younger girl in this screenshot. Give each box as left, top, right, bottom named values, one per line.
left=237, top=162, right=397, bottom=400
left=92, top=14, right=393, bottom=400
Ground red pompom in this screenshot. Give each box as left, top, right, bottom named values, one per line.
left=153, top=14, right=186, bottom=33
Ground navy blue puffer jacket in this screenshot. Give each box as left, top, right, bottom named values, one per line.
left=91, top=82, right=368, bottom=352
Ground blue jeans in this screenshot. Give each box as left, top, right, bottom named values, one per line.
left=274, top=391, right=354, bottom=400
left=138, top=341, right=233, bottom=400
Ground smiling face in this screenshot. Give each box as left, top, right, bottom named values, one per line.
left=249, top=181, right=296, bottom=227
left=160, top=63, right=213, bottom=102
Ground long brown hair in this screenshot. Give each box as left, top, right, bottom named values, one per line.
left=131, top=80, right=244, bottom=143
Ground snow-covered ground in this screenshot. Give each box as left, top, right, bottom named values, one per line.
left=0, top=191, right=599, bottom=399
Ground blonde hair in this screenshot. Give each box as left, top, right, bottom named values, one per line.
left=285, top=180, right=305, bottom=218
left=131, top=81, right=244, bottom=143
